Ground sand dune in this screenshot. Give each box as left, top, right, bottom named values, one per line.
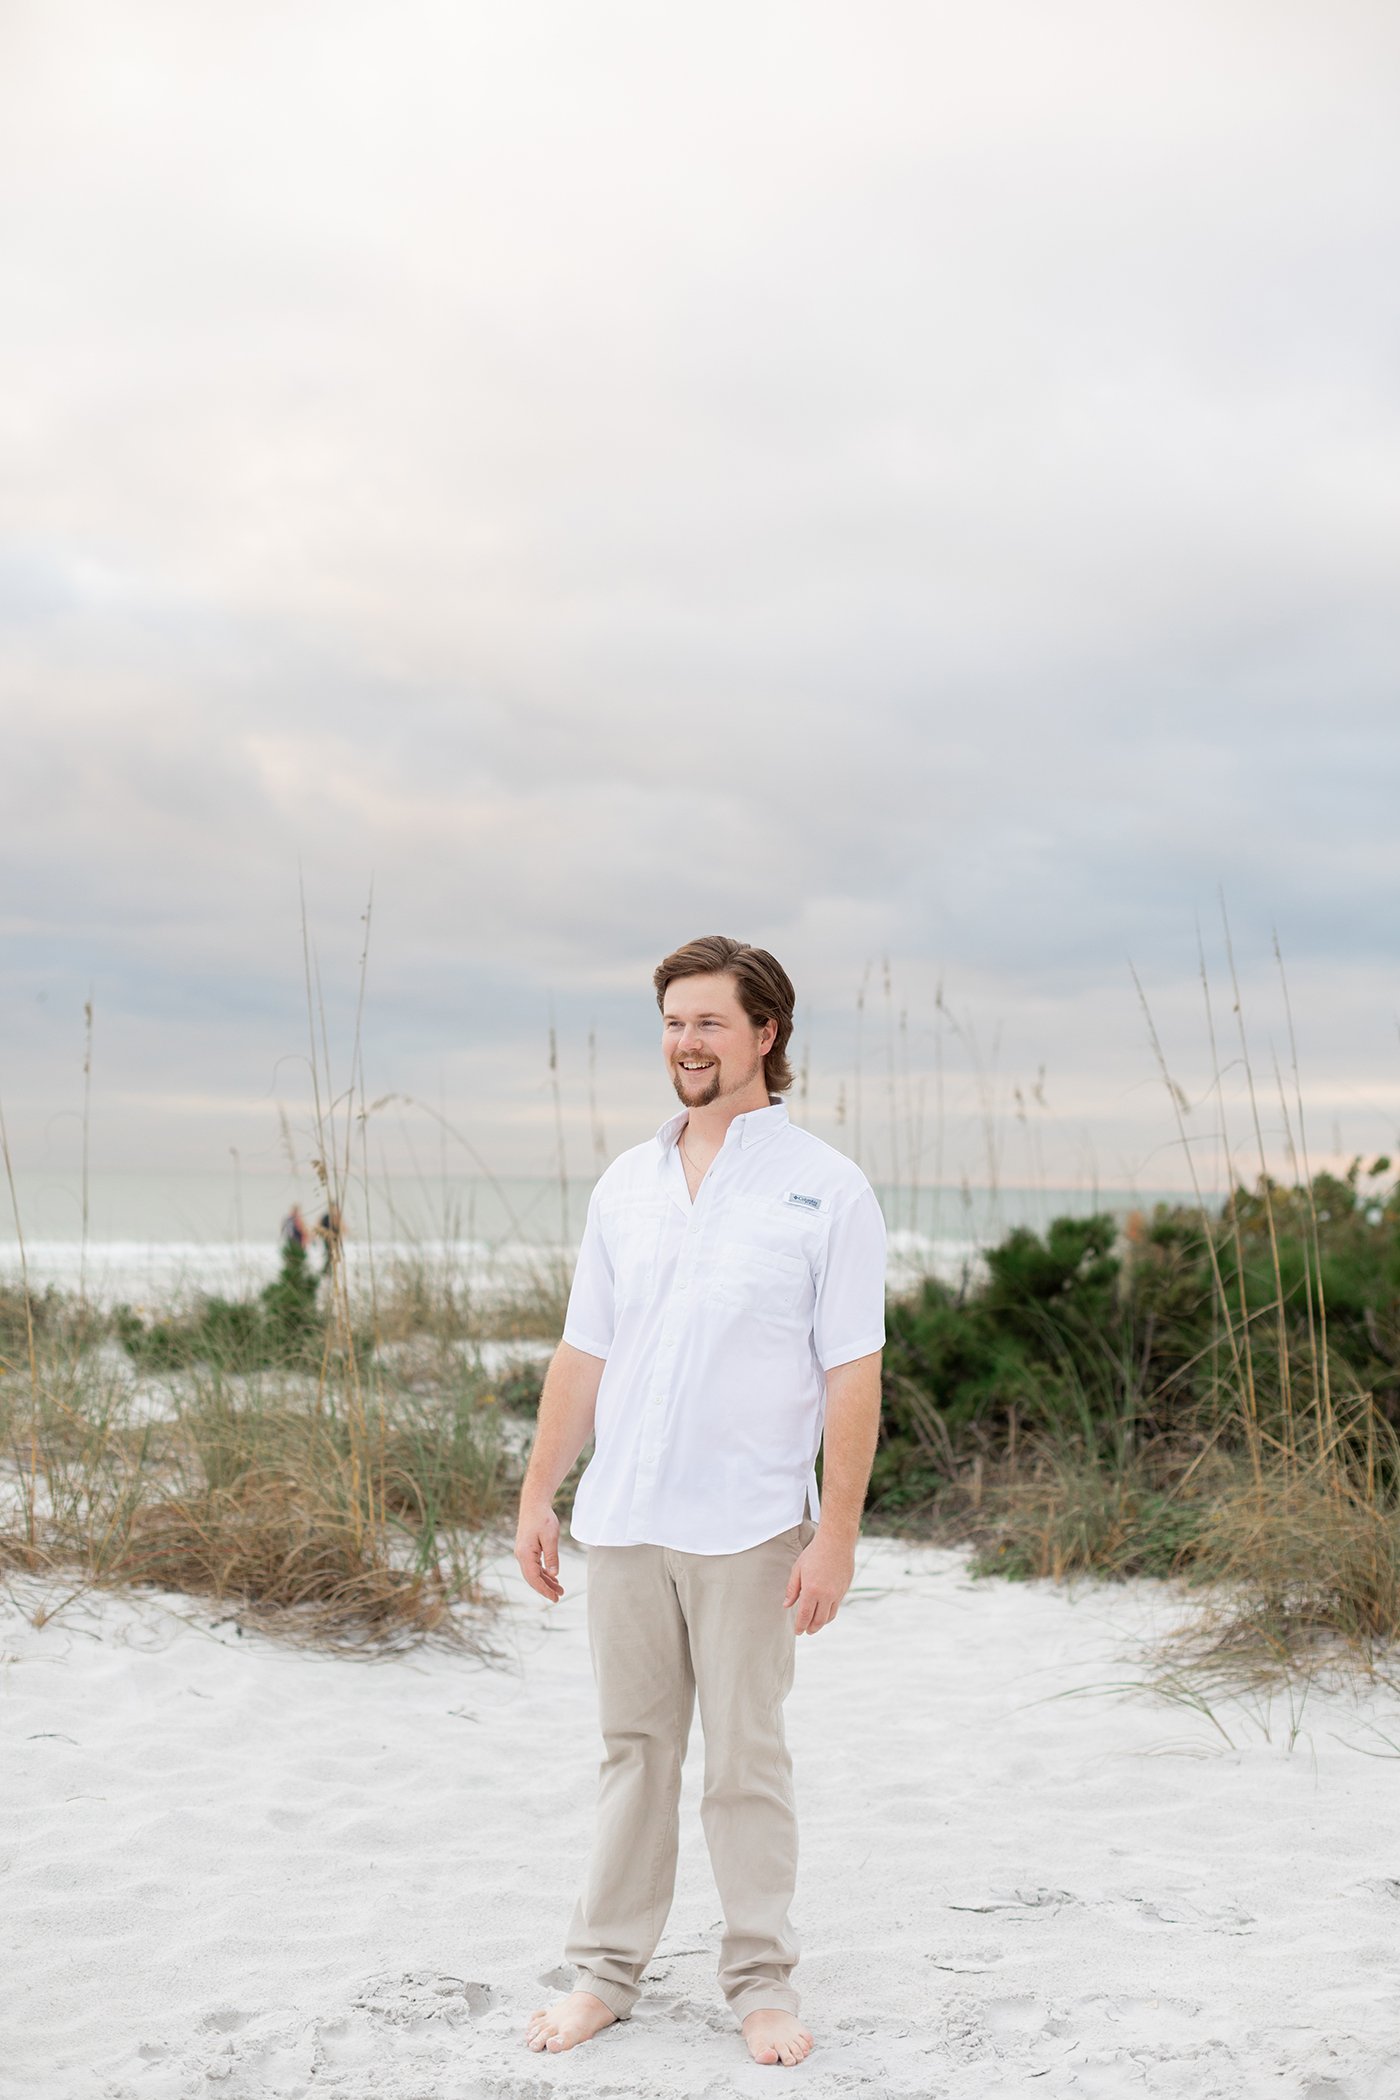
left=4, top=1536, right=1399, bottom=2099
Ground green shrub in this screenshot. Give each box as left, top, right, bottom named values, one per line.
left=873, top=1160, right=1400, bottom=1621
left=115, top=1241, right=329, bottom=1373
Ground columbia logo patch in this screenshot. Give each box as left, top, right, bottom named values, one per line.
left=785, top=1191, right=824, bottom=1212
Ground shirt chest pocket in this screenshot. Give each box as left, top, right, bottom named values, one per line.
left=602, top=1199, right=669, bottom=1303
left=709, top=1203, right=820, bottom=1324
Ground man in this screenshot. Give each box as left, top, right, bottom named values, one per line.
left=515, top=935, right=886, bottom=2069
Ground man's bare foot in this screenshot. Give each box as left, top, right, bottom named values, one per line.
left=524, top=1989, right=618, bottom=2053
left=741, top=2007, right=814, bottom=2066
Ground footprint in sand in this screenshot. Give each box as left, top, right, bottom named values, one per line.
left=197, top=2007, right=252, bottom=2035
left=985, top=1995, right=1054, bottom=2038
left=354, top=1970, right=495, bottom=2025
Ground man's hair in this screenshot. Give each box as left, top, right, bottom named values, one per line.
left=652, top=935, right=796, bottom=1095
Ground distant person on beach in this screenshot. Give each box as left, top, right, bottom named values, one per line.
left=315, top=1203, right=343, bottom=1274
left=516, top=936, right=886, bottom=2069
left=280, top=1204, right=309, bottom=1251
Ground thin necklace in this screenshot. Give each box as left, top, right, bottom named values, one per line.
left=681, top=1132, right=705, bottom=1174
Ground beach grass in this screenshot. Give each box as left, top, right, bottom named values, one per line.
left=3, top=1111, right=1398, bottom=1671
left=875, top=1162, right=1400, bottom=1676
left=854, top=916, right=1400, bottom=1681
left=0, top=900, right=558, bottom=1648
left=0, top=1308, right=551, bottom=1648
left=0, top=1131, right=559, bottom=1647
left=6, top=1158, right=1397, bottom=1674
left=3, top=909, right=1398, bottom=1675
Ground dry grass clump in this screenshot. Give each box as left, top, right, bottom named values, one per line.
left=371, top=1248, right=572, bottom=1347
left=965, top=1439, right=1211, bottom=1584
left=960, top=1415, right=1400, bottom=1660
left=1177, top=1442, right=1400, bottom=1665
left=114, top=1478, right=461, bottom=1641
left=0, top=1343, right=520, bottom=1652
left=0, top=1281, right=107, bottom=1359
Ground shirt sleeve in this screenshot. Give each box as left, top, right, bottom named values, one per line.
left=561, top=1185, right=615, bottom=1360
left=812, top=1180, right=887, bottom=1371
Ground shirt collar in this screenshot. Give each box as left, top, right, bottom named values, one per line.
left=653, top=1095, right=790, bottom=1154
left=654, top=1109, right=690, bottom=1154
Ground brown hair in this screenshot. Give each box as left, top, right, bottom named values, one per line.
left=652, top=935, right=796, bottom=1095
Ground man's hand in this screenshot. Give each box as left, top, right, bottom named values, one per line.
left=783, top=1528, right=855, bottom=1635
left=513, top=1341, right=605, bottom=1604
left=515, top=1501, right=564, bottom=1603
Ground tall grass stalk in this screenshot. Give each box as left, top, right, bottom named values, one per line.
left=882, top=956, right=900, bottom=1229
left=547, top=1000, right=570, bottom=1246
left=300, top=873, right=363, bottom=1516
left=1131, top=953, right=1255, bottom=1480
left=1274, top=926, right=1334, bottom=1444
left=0, top=1088, right=40, bottom=1550
left=1218, top=894, right=1294, bottom=1442
left=852, top=961, right=869, bottom=1172
left=79, top=992, right=93, bottom=1313
left=587, top=1027, right=608, bottom=1171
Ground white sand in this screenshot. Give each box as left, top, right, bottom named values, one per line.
left=4, top=1537, right=1399, bottom=2100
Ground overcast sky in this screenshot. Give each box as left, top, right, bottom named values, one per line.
left=2, top=0, right=1397, bottom=1205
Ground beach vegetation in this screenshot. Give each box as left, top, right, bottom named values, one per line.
left=4, top=903, right=1398, bottom=1681
left=0, top=890, right=558, bottom=1648
left=871, top=1156, right=1400, bottom=1676
left=0, top=1328, right=528, bottom=1649
left=112, top=1239, right=327, bottom=1373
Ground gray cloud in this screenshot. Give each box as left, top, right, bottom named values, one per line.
left=2, top=0, right=1398, bottom=1191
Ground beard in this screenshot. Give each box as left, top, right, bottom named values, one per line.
left=670, top=1058, right=721, bottom=1107
left=669, top=1049, right=763, bottom=1109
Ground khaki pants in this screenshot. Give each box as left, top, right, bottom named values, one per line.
left=563, top=1516, right=819, bottom=2024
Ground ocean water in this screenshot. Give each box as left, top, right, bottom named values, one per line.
left=0, top=1170, right=1206, bottom=1308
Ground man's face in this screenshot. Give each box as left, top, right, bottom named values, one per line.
left=662, top=971, right=774, bottom=1109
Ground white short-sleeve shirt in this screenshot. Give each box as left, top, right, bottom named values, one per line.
left=562, top=1095, right=887, bottom=1553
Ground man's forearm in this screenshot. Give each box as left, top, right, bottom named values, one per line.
left=520, top=1340, right=605, bottom=1507
left=816, top=1351, right=883, bottom=1543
